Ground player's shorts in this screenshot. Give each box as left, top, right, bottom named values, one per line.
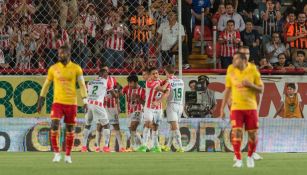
left=230, top=110, right=258, bottom=131
left=143, top=107, right=163, bottom=125
left=127, top=111, right=143, bottom=126
left=166, top=103, right=183, bottom=122
left=51, top=103, right=77, bottom=125
left=85, top=104, right=109, bottom=126
left=106, top=107, right=119, bottom=125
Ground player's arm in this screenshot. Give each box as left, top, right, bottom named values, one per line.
left=220, top=87, right=231, bottom=119
left=242, top=68, right=264, bottom=93
left=37, top=68, right=53, bottom=113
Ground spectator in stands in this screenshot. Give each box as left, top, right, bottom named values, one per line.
left=273, top=83, right=304, bottom=119
left=236, top=0, right=259, bottom=25
left=240, top=19, right=260, bottom=64
left=103, top=11, right=130, bottom=68
left=265, top=32, right=289, bottom=65
left=189, top=80, right=197, bottom=91
left=189, top=0, right=212, bottom=27
left=152, top=2, right=172, bottom=28
left=217, top=3, right=245, bottom=32
left=0, top=0, right=7, bottom=15
left=261, top=0, right=280, bottom=47
left=12, top=17, right=40, bottom=45
left=293, top=50, right=307, bottom=71
left=15, top=33, right=36, bottom=69
left=282, top=10, right=296, bottom=41
left=218, top=19, right=241, bottom=69
left=258, top=57, right=273, bottom=70
left=0, top=49, right=9, bottom=68
left=130, top=5, right=154, bottom=59
left=44, top=19, right=69, bottom=68
left=12, top=0, right=36, bottom=23
left=70, top=16, right=89, bottom=69
left=273, top=53, right=294, bottom=71
left=212, top=4, right=225, bottom=26
left=286, top=12, right=307, bottom=60
left=57, top=0, right=77, bottom=28
left=84, top=3, right=100, bottom=67
left=157, top=11, right=185, bottom=66
left=0, top=13, right=13, bottom=68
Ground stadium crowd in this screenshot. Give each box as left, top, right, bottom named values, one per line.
left=0, top=0, right=306, bottom=73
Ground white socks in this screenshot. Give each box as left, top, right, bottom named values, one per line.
left=142, top=127, right=150, bottom=146
left=115, top=130, right=122, bottom=149
left=103, top=129, right=111, bottom=147
left=83, top=128, right=90, bottom=147
left=152, top=131, right=159, bottom=147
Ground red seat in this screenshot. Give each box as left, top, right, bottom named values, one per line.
left=193, top=25, right=213, bottom=41
left=205, top=41, right=221, bottom=58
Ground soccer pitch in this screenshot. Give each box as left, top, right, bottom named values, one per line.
left=1, top=152, right=307, bottom=175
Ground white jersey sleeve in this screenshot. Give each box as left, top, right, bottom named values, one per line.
left=87, top=78, right=109, bottom=103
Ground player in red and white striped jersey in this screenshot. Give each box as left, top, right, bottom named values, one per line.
left=138, top=67, right=170, bottom=152
left=122, top=74, right=145, bottom=151
left=101, top=65, right=126, bottom=152
left=218, top=19, right=241, bottom=69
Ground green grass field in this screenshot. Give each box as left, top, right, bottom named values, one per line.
left=1, top=152, right=307, bottom=175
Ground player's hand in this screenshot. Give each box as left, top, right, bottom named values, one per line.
left=83, top=104, right=88, bottom=113
left=37, top=96, right=45, bottom=114
left=242, top=80, right=253, bottom=88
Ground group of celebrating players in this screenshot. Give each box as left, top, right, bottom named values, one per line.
left=37, top=44, right=264, bottom=168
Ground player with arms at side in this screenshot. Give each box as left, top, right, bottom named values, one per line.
left=81, top=69, right=118, bottom=152
left=159, top=65, right=185, bottom=152
left=220, top=52, right=264, bottom=168
left=138, top=67, right=169, bottom=152
left=37, top=44, right=88, bottom=163
left=122, top=73, right=146, bottom=151
left=101, top=65, right=126, bottom=152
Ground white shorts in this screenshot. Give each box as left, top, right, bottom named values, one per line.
left=143, top=108, right=163, bottom=125
left=85, top=104, right=109, bottom=126
left=166, top=103, right=183, bottom=122
left=127, top=111, right=143, bottom=127
left=106, top=107, right=119, bottom=125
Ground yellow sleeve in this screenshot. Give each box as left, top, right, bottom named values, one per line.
left=76, top=66, right=88, bottom=98
left=254, top=67, right=263, bottom=86
left=40, top=68, right=53, bottom=97
left=225, top=67, right=232, bottom=88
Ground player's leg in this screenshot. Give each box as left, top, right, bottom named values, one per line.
left=102, top=124, right=111, bottom=152
left=138, top=108, right=153, bottom=152
left=112, top=123, right=125, bottom=152
left=245, top=110, right=259, bottom=168
left=95, top=123, right=103, bottom=152
left=230, top=110, right=244, bottom=168
left=82, top=105, right=94, bottom=152
left=170, top=121, right=183, bottom=152
left=130, top=120, right=140, bottom=150
left=151, top=110, right=162, bottom=152
left=50, top=119, right=61, bottom=162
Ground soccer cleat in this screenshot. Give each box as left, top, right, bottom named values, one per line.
left=150, top=146, right=162, bottom=153
left=52, top=153, right=61, bottom=163
left=119, top=148, right=127, bottom=152
left=247, top=156, right=255, bottom=168
left=64, top=155, right=72, bottom=164
left=103, top=146, right=110, bottom=153
left=137, top=145, right=148, bottom=152
left=125, top=148, right=134, bottom=152
left=81, top=146, right=88, bottom=152
left=161, top=145, right=171, bottom=152
left=233, top=159, right=243, bottom=168
left=176, top=148, right=184, bottom=153
left=252, top=153, right=263, bottom=160
left=95, top=146, right=101, bottom=152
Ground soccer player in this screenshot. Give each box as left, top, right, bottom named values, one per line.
left=122, top=73, right=146, bottom=151
left=138, top=67, right=169, bottom=152
left=220, top=52, right=264, bottom=168
left=160, top=65, right=184, bottom=152
left=37, top=44, right=88, bottom=163
left=101, top=65, right=126, bottom=152
left=238, top=46, right=263, bottom=161
left=81, top=68, right=118, bottom=152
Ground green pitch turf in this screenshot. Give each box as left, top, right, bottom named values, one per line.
left=0, top=152, right=307, bottom=175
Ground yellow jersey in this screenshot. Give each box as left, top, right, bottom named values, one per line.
left=47, top=61, right=83, bottom=105
left=225, top=63, right=263, bottom=110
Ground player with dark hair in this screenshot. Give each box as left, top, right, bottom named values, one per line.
left=220, top=52, right=264, bottom=168
left=37, top=44, right=88, bottom=163
left=122, top=73, right=146, bottom=151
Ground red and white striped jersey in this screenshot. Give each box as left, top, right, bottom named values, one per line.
left=122, top=85, right=145, bottom=114
left=44, top=28, right=69, bottom=49
left=17, top=26, right=40, bottom=43
left=104, top=76, right=118, bottom=108
left=219, top=30, right=241, bottom=57
left=71, top=27, right=88, bottom=45
left=0, top=25, right=13, bottom=50
left=145, top=79, right=163, bottom=110
left=84, top=14, right=98, bottom=37
left=103, top=24, right=125, bottom=51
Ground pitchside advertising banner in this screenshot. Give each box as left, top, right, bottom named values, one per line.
left=0, top=75, right=307, bottom=152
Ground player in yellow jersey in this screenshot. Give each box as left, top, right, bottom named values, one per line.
left=220, top=52, right=263, bottom=168
left=37, top=44, right=88, bottom=163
